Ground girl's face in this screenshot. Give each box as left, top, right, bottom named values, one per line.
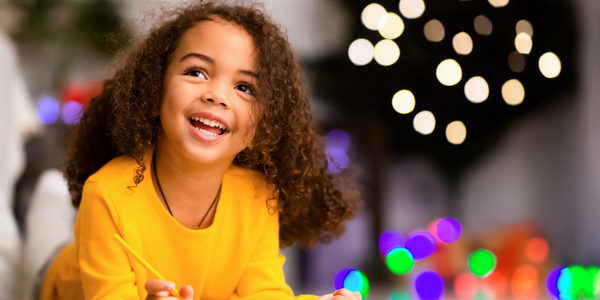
left=160, top=18, right=258, bottom=166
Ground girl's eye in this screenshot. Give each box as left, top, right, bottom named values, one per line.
left=185, top=68, right=206, bottom=79
left=235, top=84, right=254, bottom=96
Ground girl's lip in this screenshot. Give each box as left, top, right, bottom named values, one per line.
left=187, top=111, right=231, bottom=133
left=188, top=120, right=228, bottom=142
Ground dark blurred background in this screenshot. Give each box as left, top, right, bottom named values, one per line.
left=1, top=0, right=599, bottom=299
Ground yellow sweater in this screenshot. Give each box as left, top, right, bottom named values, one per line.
left=41, top=155, right=318, bottom=300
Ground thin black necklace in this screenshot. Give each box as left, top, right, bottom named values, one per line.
left=152, top=153, right=222, bottom=230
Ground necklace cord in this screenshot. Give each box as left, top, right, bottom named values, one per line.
left=152, top=153, right=221, bottom=229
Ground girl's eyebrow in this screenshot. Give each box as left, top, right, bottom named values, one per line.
left=180, top=52, right=257, bottom=78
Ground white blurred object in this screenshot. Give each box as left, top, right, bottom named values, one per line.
left=22, top=169, right=75, bottom=300
left=0, top=30, right=40, bottom=300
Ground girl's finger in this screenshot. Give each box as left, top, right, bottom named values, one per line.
left=334, top=289, right=359, bottom=300
left=145, top=279, right=176, bottom=295
left=353, top=291, right=362, bottom=300
left=317, top=293, right=334, bottom=300
left=177, top=285, right=194, bottom=300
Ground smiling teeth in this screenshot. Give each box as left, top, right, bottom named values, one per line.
left=196, top=127, right=218, bottom=136
left=191, top=116, right=226, bottom=130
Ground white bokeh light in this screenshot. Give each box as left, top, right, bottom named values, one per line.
left=414, top=111, right=436, bottom=135
left=399, top=0, right=425, bottom=19
left=374, top=39, right=400, bottom=66
left=488, top=0, right=509, bottom=8
left=502, top=79, right=525, bottom=106
left=392, top=90, right=416, bottom=114
left=515, top=33, right=533, bottom=54
left=362, top=3, right=388, bottom=30
left=348, top=39, right=374, bottom=66
left=539, top=52, right=561, bottom=78
left=516, top=20, right=533, bottom=37
left=446, top=121, right=467, bottom=145
left=436, top=59, right=462, bottom=86
left=464, top=76, right=489, bottom=103
left=378, top=13, right=404, bottom=39
left=453, top=32, right=473, bottom=55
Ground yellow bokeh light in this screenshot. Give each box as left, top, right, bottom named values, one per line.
left=414, top=111, right=436, bottom=135
left=502, top=79, right=525, bottom=106
left=488, top=0, right=509, bottom=8
left=464, top=76, right=489, bottom=103
left=378, top=13, right=404, bottom=39
left=399, top=0, right=425, bottom=19
left=374, top=39, right=400, bottom=66
left=436, top=59, right=462, bottom=86
left=446, top=121, right=467, bottom=145
left=516, top=20, right=533, bottom=37
left=424, top=19, right=445, bottom=42
left=539, top=52, right=561, bottom=78
left=362, top=3, right=388, bottom=31
left=348, top=39, right=374, bottom=66
left=453, top=32, right=473, bottom=55
left=474, top=15, right=493, bottom=36
left=515, top=33, right=532, bottom=54
left=392, top=90, right=415, bottom=114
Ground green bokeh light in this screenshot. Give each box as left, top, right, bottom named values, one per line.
left=385, top=247, right=414, bottom=275
left=557, top=265, right=600, bottom=299
left=468, top=249, right=496, bottom=277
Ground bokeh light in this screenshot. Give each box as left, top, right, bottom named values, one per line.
left=446, top=121, right=467, bottom=145
left=453, top=32, right=473, bottom=55
left=588, top=266, right=600, bottom=298
left=379, top=13, right=405, bottom=39
left=399, top=0, right=425, bottom=19
left=413, top=111, right=436, bottom=135
left=515, top=33, right=533, bottom=54
left=539, top=52, right=561, bottom=78
left=464, top=76, right=489, bottom=103
left=516, top=20, right=533, bottom=37
left=524, top=237, right=549, bottom=263
left=374, top=39, right=400, bottom=66
left=386, top=247, right=415, bottom=275
left=362, top=3, right=387, bottom=30
left=37, top=97, right=60, bottom=124
left=455, top=273, right=479, bottom=299
left=508, top=51, right=526, bottom=73
left=348, top=39, right=375, bottom=66
left=405, top=231, right=437, bottom=260
left=474, top=15, right=493, bottom=35
left=428, top=219, right=442, bottom=242
left=414, top=271, right=445, bottom=300
left=379, top=230, right=404, bottom=256
left=436, top=218, right=462, bottom=243
left=469, top=249, right=497, bottom=277
left=436, top=59, right=462, bottom=86
left=557, top=267, right=575, bottom=300
left=335, top=268, right=354, bottom=290
left=502, top=79, right=525, bottom=106
left=326, top=147, right=348, bottom=174
left=482, top=271, right=507, bottom=298
left=325, top=129, right=351, bottom=151
left=344, top=269, right=370, bottom=299
left=546, top=266, right=564, bottom=298
left=488, top=0, right=509, bottom=8
left=392, top=90, right=416, bottom=114
left=424, top=20, right=445, bottom=42
left=511, top=265, right=538, bottom=300
left=61, top=101, right=84, bottom=125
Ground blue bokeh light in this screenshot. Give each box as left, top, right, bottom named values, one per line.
left=406, top=231, right=437, bottom=260
left=335, top=268, right=354, bottom=290
left=61, top=101, right=84, bottom=125
left=436, top=218, right=462, bottom=243
left=379, top=230, right=404, bottom=256
left=414, top=270, right=444, bottom=300
left=37, top=97, right=60, bottom=124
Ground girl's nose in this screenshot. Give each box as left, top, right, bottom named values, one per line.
left=201, top=85, right=229, bottom=108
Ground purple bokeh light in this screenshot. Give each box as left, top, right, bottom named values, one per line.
left=414, top=270, right=444, bottom=300
left=325, top=129, right=351, bottom=151
left=405, top=231, right=437, bottom=260
left=546, top=266, right=564, bottom=298
left=326, top=147, right=348, bottom=174
left=37, top=97, right=60, bottom=124
left=61, top=101, right=84, bottom=125
left=436, top=218, right=462, bottom=243
left=335, top=268, right=354, bottom=290
left=379, top=230, right=404, bottom=256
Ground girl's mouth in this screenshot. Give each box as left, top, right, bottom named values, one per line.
left=189, top=116, right=227, bottom=136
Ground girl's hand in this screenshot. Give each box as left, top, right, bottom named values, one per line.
left=317, top=289, right=362, bottom=300
left=145, top=279, right=193, bottom=300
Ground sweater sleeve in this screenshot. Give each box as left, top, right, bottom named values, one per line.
left=229, top=208, right=318, bottom=300
left=78, top=182, right=138, bottom=299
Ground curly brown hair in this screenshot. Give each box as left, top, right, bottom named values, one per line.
left=64, top=0, right=363, bottom=248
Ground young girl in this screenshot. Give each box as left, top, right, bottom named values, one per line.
left=40, top=2, right=363, bottom=300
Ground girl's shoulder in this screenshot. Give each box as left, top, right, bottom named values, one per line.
left=85, top=155, right=140, bottom=187
left=225, top=164, right=276, bottom=201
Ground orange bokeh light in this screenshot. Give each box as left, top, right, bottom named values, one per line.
left=524, top=237, right=549, bottom=263
left=482, top=270, right=507, bottom=298
left=429, top=218, right=443, bottom=243
left=455, top=272, right=479, bottom=299
left=511, top=265, right=538, bottom=300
